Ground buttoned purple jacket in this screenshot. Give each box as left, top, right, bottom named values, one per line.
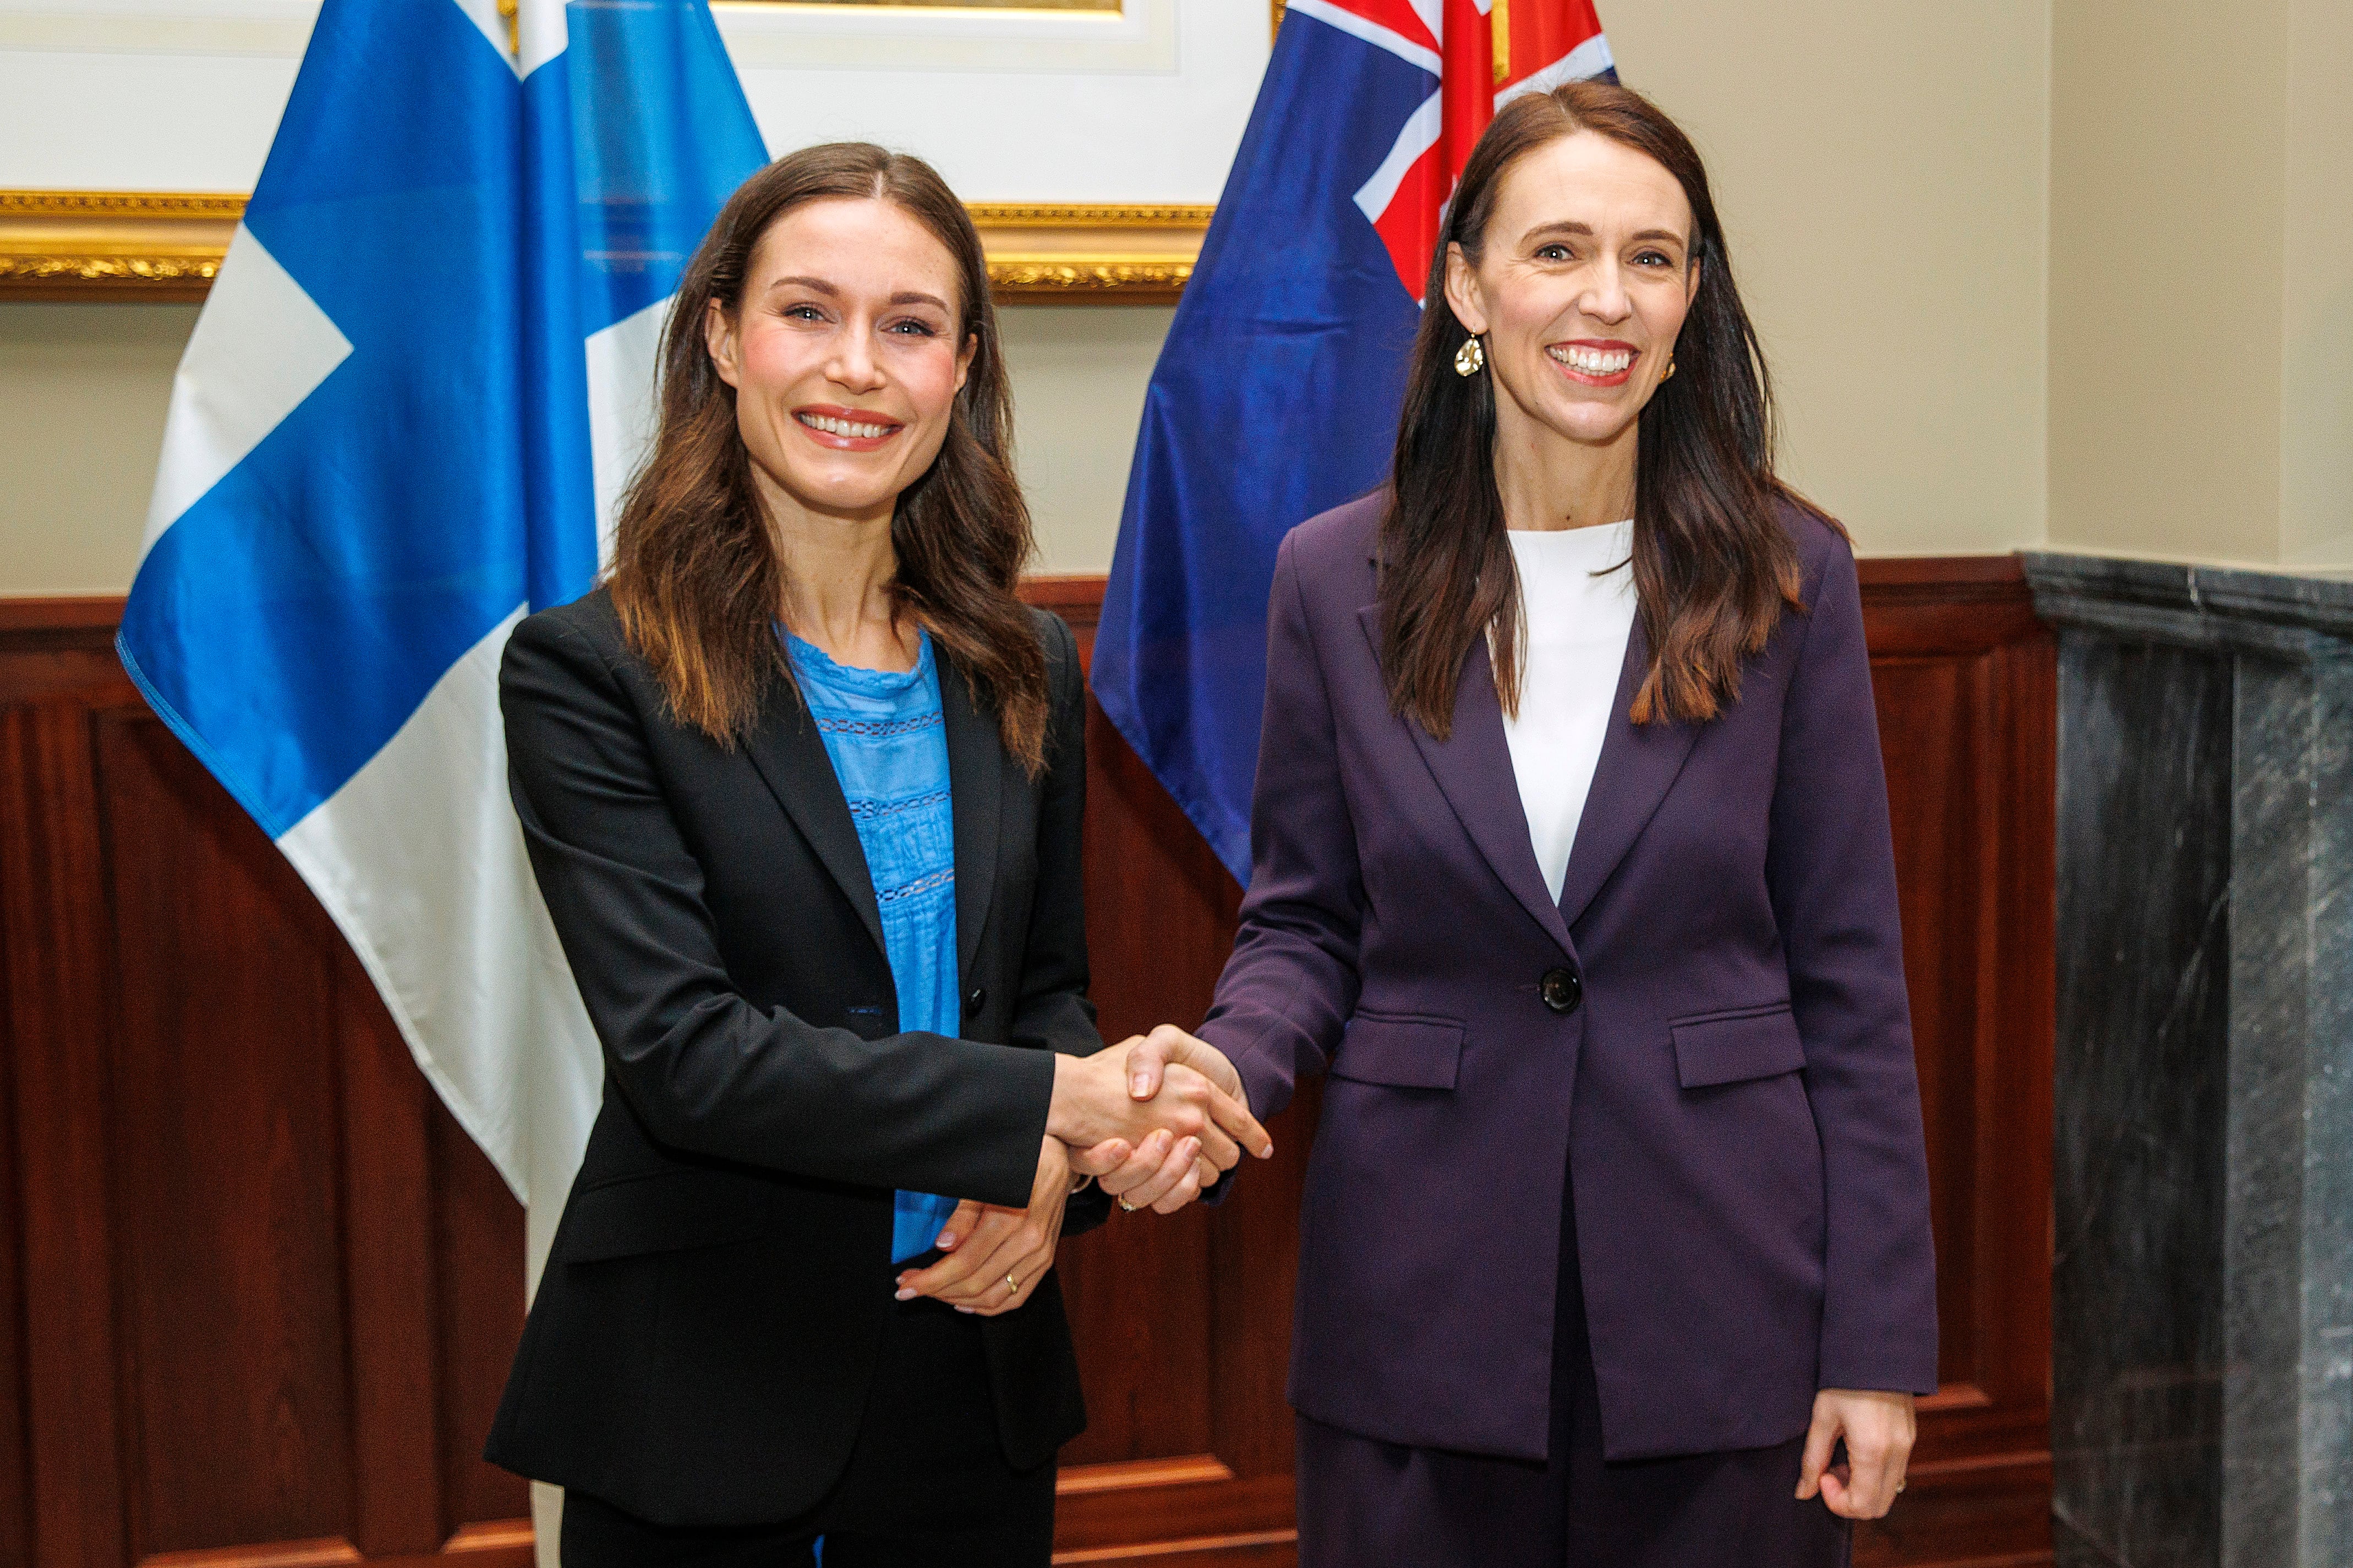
left=1195, top=491, right=1939, bottom=1464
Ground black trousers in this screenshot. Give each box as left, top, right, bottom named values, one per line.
left=560, top=1293, right=1057, bottom=1567
left=1295, top=1161, right=1854, bottom=1567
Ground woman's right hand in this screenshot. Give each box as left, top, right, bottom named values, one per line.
left=1086, top=1027, right=1260, bottom=1212
left=1048, top=1043, right=1270, bottom=1176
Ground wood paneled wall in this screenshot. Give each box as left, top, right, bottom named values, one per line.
left=0, top=561, right=2053, bottom=1568
left=0, top=599, right=532, bottom=1568
left=1849, top=561, right=2056, bottom=1567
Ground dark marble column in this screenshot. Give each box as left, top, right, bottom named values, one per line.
left=2024, top=555, right=2353, bottom=1568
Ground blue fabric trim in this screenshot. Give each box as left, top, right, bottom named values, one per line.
left=787, top=629, right=964, bottom=1264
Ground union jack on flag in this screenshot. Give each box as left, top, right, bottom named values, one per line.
left=1093, top=0, right=1614, bottom=883
left=1303, top=0, right=1615, bottom=298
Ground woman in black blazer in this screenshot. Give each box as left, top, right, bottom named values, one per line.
left=484, top=144, right=1263, bottom=1567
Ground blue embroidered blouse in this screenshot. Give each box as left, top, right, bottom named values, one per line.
left=786, top=627, right=962, bottom=1264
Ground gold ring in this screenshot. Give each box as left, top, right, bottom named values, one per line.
left=1118, top=1198, right=1137, bottom=1212
left=1005, top=1272, right=1020, bottom=1293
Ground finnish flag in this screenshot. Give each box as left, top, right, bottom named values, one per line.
left=119, top=0, right=768, bottom=1301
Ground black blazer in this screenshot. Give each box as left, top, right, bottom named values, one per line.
left=483, top=589, right=1108, bottom=1528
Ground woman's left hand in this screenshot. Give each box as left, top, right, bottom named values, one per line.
left=1796, top=1388, right=1915, bottom=1518
left=893, top=1137, right=1073, bottom=1317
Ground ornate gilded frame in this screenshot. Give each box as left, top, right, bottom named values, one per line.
left=0, top=190, right=1211, bottom=303
left=0, top=1, right=1297, bottom=301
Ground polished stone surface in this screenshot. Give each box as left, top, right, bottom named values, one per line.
left=2049, top=636, right=2231, bottom=1568
left=2027, top=554, right=2353, bottom=1568
left=2223, top=657, right=2353, bottom=1568
left=2024, top=553, right=2353, bottom=659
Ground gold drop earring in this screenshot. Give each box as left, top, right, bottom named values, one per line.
left=1454, top=336, right=1486, bottom=377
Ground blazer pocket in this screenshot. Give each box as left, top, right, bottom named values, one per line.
left=554, top=1170, right=770, bottom=1264
left=1331, top=1013, right=1465, bottom=1090
left=1670, top=1004, right=1806, bottom=1089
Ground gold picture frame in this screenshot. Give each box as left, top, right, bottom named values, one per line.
left=0, top=191, right=246, bottom=301
left=0, top=190, right=1212, bottom=304
left=0, top=3, right=1299, bottom=299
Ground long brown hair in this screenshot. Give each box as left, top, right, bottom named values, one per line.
left=606, top=143, right=1049, bottom=771
left=1380, top=81, right=1830, bottom=739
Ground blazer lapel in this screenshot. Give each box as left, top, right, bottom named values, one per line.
left=742, top=690, right=888, bottom=961
left=939, top=658, right=1003, bottom=979
left=1358, top=605, right=1573, bottom=960
left=1554, top=617, right=1701, bottom=930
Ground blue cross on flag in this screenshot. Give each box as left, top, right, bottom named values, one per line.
left=119, top=0, right=768, bottom=1281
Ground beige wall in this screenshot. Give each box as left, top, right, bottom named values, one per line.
left=2049, top=0, right=2286, bottom=566
left=997, top=305, right=1174, bottom=576
left=0, top=302, right=194, bottom=595
left=12, top=1, right=2353, bottom=591
left=0, top=5, right=2058, bottom=596
left=2280, top=0, right=2353, bottom=567
left=0, top=300, right=1169, bottom=594
left=1606, top=0, right=2052, bottom=558
left=2048, top=0, right=2353, bottom=569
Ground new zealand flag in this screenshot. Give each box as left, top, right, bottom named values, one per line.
left=1092, top=0, right=1615, bottom=883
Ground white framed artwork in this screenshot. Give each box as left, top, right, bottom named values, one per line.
left=0, top=0, right=1269, bottom=202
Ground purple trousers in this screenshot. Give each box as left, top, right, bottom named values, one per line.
left=1295, top=1165, right=1853, bottom=1568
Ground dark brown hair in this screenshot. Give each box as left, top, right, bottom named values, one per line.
left=1380, top=80, right=1831, bottom=738
left=606, top=142, right=1049, bottom=771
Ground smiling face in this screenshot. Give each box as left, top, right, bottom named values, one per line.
left=704, top=196, right=976, bottom=529
left=1444, top=129, right=1699, bottom=459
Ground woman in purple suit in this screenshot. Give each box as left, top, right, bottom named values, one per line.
left=1109, top=81, right=1938, bottom=1565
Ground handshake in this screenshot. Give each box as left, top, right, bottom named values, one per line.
left=894, top=1027, right=1268, bottom=1315
left=1052, top=1024, right=1271, bottom=1214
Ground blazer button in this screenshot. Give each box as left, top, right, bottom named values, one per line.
left=964, top=985, right=987, bottom=1017
left=1540, top=967, right=1583, bottom=1015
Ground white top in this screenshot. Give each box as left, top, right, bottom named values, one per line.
left=1498, top=520, right=1638, bottom=904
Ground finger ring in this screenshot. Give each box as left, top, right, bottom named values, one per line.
left=1118, top=1198, right=1137, bottom=1213
left=1005, top=1272, right=1020, bottom=1293
left=1895, top=1479, right=1907, bottom=1494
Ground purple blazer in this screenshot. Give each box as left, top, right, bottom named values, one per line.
left=1197, top=492, right=1938, bottom=1464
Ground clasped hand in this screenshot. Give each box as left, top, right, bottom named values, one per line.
left=1068, top=1025, right=1261, bottom=1213
left=893, top=1027, right=1264, bottom=1312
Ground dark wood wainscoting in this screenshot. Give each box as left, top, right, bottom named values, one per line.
left=0, top=599, right=532, bottom=1568
left=1850, top=561, right=2056, bottom=1567
left=0, top=560, right=2051, bottom=1568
